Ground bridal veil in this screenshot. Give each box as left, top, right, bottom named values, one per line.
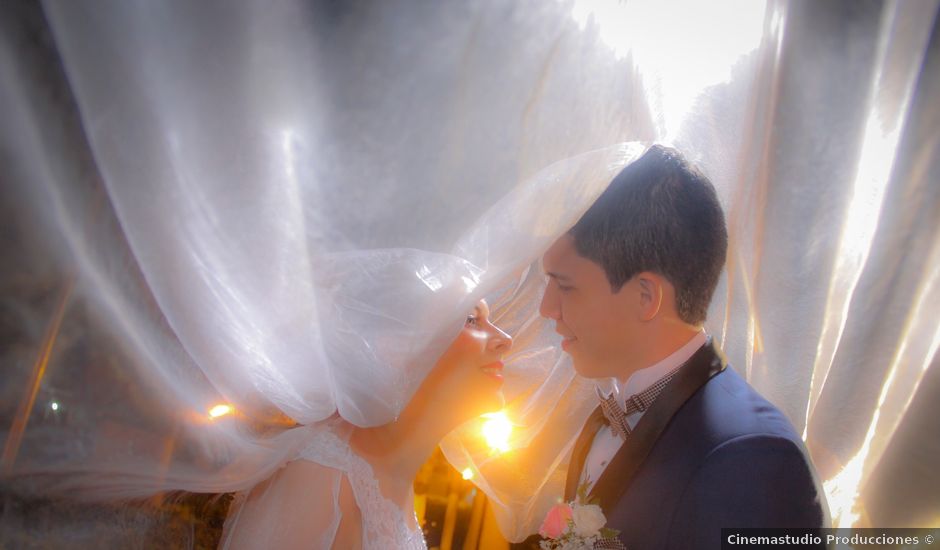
left=2, top=0, right=938, bottom=542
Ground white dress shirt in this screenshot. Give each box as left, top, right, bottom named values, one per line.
left=579, top=331, right=707, bottom=494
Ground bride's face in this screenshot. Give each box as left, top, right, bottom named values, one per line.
left=432, top=299, right=512, bottom=412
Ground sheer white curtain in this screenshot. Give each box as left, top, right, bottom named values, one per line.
left=1, top=0, right=937, bottom=542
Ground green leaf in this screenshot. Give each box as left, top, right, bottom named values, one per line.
left=576, top=480, right=590, bottom=502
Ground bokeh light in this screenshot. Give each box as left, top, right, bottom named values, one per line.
left=208, top=404, right=233, bottom=418
left=481, top=411, right=513, bottom=453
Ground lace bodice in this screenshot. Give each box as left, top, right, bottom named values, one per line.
left=298, top=424, right=427, bottom=550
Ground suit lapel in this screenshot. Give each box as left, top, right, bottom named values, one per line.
left=589, top=340, right=727, bottom=512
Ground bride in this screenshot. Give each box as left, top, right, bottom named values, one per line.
left=3, top=142, right=639, bottom=546
left=221, top=299, right=512, bottom=549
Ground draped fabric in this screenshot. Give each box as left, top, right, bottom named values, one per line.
left=1, top=0, right=938, bottom=543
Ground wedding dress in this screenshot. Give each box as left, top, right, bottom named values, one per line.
left=299, top=429, right=426, bottom=549
left=220, top=420, right=426, bottom=549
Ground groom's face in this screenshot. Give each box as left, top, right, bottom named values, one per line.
left=540, top=235, right=640, bottom=379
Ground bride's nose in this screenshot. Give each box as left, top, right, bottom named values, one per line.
left=487, top=327, right=513, bottom=354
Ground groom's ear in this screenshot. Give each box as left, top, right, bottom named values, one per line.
left=635, top=272, right=664, bottom=322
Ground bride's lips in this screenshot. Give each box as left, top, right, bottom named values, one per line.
left=561, top=337, right=578, bottom=352
left=480, top=361, right=504, bottom=381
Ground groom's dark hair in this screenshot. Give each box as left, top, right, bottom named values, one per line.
left=569, top=144, right=727, bottom=325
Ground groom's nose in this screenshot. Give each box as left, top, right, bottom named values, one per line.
left=539, top=283, right=561, bottom=320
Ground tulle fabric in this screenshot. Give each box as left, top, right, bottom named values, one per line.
left=2, top=0, right=939, bottom=544
left=5, top=0, right=640, bottom=495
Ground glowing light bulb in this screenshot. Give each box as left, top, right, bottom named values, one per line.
left=209, top=404, right=233, bottom=418
left=461, top=468, right=474, bottom=480
left=481, top=411, right=513, bottom=453
left=50, top=402, right=59, bottom=411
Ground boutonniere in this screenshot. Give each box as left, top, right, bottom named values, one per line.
left=538, top=482, right=625, bottom=549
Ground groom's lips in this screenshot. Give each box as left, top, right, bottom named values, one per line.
left=480, top=361, right=504, bottom=381
left=561, top=337, right=577, bottom=352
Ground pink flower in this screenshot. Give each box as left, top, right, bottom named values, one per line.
left=539, top=503, right=573, bottom=539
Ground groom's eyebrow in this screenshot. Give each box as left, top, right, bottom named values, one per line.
left=545, top=272, right=571, bottom=282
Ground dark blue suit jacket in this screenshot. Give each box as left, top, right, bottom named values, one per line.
left=578, top=350, right=829, bottom=549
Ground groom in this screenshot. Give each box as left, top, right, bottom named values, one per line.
left=534, top=145, right=828, bottom=548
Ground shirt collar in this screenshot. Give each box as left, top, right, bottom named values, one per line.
left=596, top=330, right=707, bottom=409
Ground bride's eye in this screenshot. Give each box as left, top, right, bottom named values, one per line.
left=465, top=315, right=478, bottom=327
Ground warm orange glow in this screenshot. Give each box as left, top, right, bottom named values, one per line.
left=461, top=467, right=474, bottom=480
left=209, top=404, right=234, bottom=418
left=481, top=411, right=513, bottom=453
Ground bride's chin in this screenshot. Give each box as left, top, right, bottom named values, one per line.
left=474, top=389, right=505, bottom=416
left=453, top=388, right=503, bottom=420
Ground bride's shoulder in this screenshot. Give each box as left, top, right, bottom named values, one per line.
left=296, top=417, right=356, bottom=468
left=221, top=445, right=352, bottom=549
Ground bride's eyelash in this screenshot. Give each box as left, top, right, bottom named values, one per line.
left=466, top=315, right=478, bottom=326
